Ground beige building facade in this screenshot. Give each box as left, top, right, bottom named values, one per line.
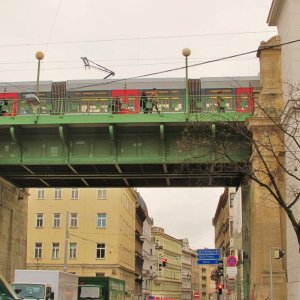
left=150, top=227, right=182, bottom=300
left=0, top=179, right=27, bottom=282
left=268, top=1, right=300, bottom=298
left=26, top=187, right=137, bottom=297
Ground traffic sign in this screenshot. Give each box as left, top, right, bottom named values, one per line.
left=197, top=254, right=220, bottom=260
left=196, top=249, right=220, bottom=265
left=226, top=255, right=238, bottom=267
left=226, top=266, right=238, bottom=276
left=197, top=249, right=220, bottom=255
left=194, top=292, right=200, bottom=298
left=197, top=259, right=219, bottom=265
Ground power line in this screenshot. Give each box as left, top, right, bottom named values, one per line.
left=69, top=37, right=300, bottom=91
left=0, top=30, right=276, bottom=48
left=44, top=0, right=63, bottom=54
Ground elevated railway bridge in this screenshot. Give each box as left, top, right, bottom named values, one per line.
left=0, top=76, right=257, bottom=188
left=0, top=36, right=288, bottom=300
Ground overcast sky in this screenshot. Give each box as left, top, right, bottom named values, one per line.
left=1, top=0, right=276, bottom=249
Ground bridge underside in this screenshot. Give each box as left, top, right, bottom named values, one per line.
left=0, top=113, right=251, bottom=188
left=0, top=162, right=246, bottom=188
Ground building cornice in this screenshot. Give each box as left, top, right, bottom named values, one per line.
left=267, top=0, right=285, bottom=26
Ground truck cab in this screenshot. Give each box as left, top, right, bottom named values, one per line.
left=11, top=283, right=54, bottom=300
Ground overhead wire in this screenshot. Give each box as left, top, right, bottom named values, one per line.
left=68, top=37, right=300, bottom=91
left=42, top=0, right=63, bottom=54
left=0, top=30, right=277, bottom=48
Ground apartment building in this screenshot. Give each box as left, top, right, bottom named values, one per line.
left=26, top=187, right=137, bottom=296
left=142, top=215, right=154, bottom=299
left=150, top=227, right=182, bottom=300
left=190, top=250, right=200, bottom=298
left=134, top=193, right=147, bottom=299
left=180, top=238, right=192, bottom=300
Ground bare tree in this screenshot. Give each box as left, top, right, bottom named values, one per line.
left=178, top=86, right=300, bottom=251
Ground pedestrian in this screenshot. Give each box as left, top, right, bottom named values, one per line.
left=141, top=91, right=152, bottom=113
left=216, top=92, right=226, bottom=112
left=150, top=88, right=160, bottom=114
left=0, top=99, right=8, bottom=116
left=112, top=96, right=122, bottom=113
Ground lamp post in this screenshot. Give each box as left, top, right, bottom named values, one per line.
left=25, top=51, right=44, bottom=121
left=269, top=247, right=285, bottom=300
left=35, top=51, right=44, bottom=98
left=182, top=48, right=191, bottom=115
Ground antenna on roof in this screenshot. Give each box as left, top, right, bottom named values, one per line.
left=81, top=57, right=115, bottom=79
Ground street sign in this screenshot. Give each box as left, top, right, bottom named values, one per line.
left=197, top=259, right=219, bottom=265
left=197, top=254, right=220, bottom=260
left=197, top=249, right=220, bottom=255
left=194, top=292, right=200, bottom=298
left=196, top=249, right=220, bottom=265
left=226, top=267, right=238, bottom=276
left=226, top=255, right=238, bottom=267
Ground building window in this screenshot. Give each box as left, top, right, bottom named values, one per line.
left=52, top=243, right=60, bottom=259
left=96, top=243, right=105, bottom=259
left=34, top=242, right=42, bottom=258
left=54, top=188, right=62, bottom=200
left=36, top=213, right=44, bottom=227
left=97, top=189, right=107, bottom=199
left=230, top=220, right=234, bottom=237
left=230, top=193, right=235, bottom=207
left=71, top=188, right=79, bottom=200
left=70, top=213, right=78, bottom=228
left=53, top=213, right=61, bottom=228
left=69, top=243, right=77, bottom=259
left=37, top=188, right=45, bottom=200
left=96, top=213, right=107, bottom=228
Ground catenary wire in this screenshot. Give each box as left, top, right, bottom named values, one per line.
left=0, top=30, right=277, bottom=48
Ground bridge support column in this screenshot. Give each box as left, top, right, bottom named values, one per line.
left=245, top=36, right=287, bottom=300
left=0, top=178, right=28, bottom=281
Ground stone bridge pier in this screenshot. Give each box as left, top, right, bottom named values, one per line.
left=245, top=36, right=287, bottom=300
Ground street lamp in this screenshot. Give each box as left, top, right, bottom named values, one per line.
left=35, top=51, right=44, bottom=98
left=25, top=51, right=44, bottom=121
left=182, top=48, right=191, bottom=115
left=269, top=247, right=285, bottom=300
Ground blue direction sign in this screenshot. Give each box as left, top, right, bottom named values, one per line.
left=197, top=259, right=219, bottom=265
left=196, top=249, right=220, bottom=265
left=197, top=249, right=220, bottom=255
left=197, top=254, right=220, bottom=260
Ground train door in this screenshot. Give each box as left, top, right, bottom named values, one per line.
left=236, top=87, right=254, bottom=112
left=111, top=90, right=139, bottom=114
left=0, top=93, right=18, bottom=116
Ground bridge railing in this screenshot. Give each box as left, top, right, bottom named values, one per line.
left=1, top=94, right=254, bottom=116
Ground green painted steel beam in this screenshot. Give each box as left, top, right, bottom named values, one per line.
left=0, top=111, right=252, bottom=126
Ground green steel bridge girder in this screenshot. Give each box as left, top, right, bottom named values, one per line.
left=0, top=112, right=252, bottom=188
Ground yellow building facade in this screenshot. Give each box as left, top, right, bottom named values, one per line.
left=26, top=187, right=137, bottom=295
left=150, top=227, right=182, bottom=300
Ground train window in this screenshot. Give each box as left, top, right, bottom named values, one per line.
left=203, top=89, right=234, bottom=111
left=69, top=91, right=109, bottom=113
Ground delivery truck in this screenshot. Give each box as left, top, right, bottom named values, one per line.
left=0, top=274, right=20, bottom=300
left=11, top=270, right=78, bottom=300
left=78, top=277, right=125, bottom=300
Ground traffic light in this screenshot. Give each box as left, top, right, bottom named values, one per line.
left=216, top=283, right=223, bottom=295
left=217, top=259, right=224, bottom=276
left=162, top=258, right=167, bottom=267
left=158, top=263, right=162, bottom=271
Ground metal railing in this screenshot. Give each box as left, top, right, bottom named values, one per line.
left=0, top=95, right=254, bottom=116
